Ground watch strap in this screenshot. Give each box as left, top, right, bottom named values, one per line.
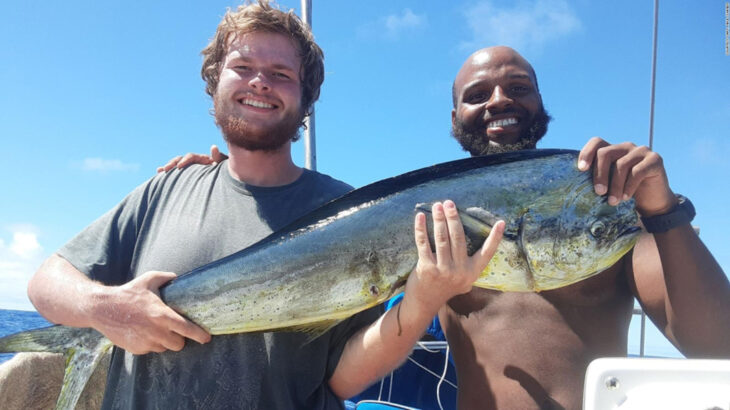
left=640, top=194, right=695, bottom=234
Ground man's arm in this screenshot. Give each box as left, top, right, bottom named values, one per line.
left=328, top=200, right=505, bottom=399
left=579, top=137, right=730, bottom=357
left=28, top=254, right=211, bottom=355
left=629, top=227, right=729, bottom=357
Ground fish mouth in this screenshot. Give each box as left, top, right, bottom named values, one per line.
left=618, top=225, right=642, bottom=238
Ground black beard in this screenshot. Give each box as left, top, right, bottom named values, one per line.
left=451, top=107, right=552, bottom=156
left=214, top=96, right=304, bottom=152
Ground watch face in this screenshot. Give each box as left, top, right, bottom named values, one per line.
left=677, top=195, right=696, bottom=218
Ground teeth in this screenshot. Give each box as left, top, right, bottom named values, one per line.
left=488, top=117, right=518, bottom=128
left=242, top=99, right=274, bottom=109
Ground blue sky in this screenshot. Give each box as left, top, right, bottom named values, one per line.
left=0, top=1, right=727, bottom=358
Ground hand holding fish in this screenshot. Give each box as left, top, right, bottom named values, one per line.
left=407, top=200, right=505, bottom=313
left=331, top=201, right=505, bottom=399
left=578, top=137, right=677, bottom=216
left=91, top=270, right=211, bottom=355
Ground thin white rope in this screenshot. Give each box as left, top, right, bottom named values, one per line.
left=435, top=344, right=450, bottom=410
left=415, top=340, right=441, bottom=353
left=403, top=355, right=458, bottom=390
left=387, top=370, right=394, bottom=402
left=376, top=373, right=386, bottom=401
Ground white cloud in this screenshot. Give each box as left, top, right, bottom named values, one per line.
left=9, top=232, right=41, bottom=259
left=460, top=0, right=581, bottom=53
left=384, top=9, right=426, bottom=34
left=0, top=227, right=45, bottom=311
left=80, top=157, right=140, bottom=172
left=358, top=8, right=427, bottom=40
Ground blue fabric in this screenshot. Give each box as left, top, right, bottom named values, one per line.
left=346, top=347, right=456, bottom=410
left=386, top=293, right=445, bottom=341
left=345, top=295, right=456, bottom=410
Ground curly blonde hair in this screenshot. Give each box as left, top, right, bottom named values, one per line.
left=201, top=0, right=324, bottom=117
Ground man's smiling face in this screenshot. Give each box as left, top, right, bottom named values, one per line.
left=213, top=31, right=304, bottom=152
left=451, top=46, right=550, bottom=156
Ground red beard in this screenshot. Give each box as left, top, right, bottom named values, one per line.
left=213, top=94, right=303, bottom=152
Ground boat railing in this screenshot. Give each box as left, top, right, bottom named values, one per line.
left=633, top=306, right=648, bottom=357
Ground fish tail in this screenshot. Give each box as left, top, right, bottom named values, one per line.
left=0, top=325, right=112, bottom=410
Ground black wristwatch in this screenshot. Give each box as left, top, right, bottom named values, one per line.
left=640, top=194, right=695, bottom=233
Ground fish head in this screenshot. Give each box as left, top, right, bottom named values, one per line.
left=520, top=174, right=641, bottom=290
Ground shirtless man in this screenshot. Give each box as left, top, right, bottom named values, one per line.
left=163, top=46, right=730, bottom=409
left=441, top=46, right=730, bottom=409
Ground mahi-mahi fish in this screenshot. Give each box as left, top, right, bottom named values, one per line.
left=0, top=149, right=641, bottom=409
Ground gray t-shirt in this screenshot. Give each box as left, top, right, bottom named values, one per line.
left=59, top=161, right=380, bottom=410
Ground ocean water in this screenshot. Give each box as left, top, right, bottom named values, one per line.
left=0, top=309, right=50, bottom=364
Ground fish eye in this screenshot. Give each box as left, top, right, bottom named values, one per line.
left=590, top=221, right=606, bottom=238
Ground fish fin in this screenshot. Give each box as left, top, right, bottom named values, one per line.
left=0, top=325, right=92, bottom=353
left=463, top=207, right=500, bottom=227
left=416, top=203, right=519, bottom=255
left=56, top=335, right=113, bottom=410
left=464, top=207, right=522, bottom=241
left=460, top=208, right=498, bottom=255
left=417, top=203, right=500, bottom=255
left=282, top=319, right=343, bottom=344
left=0, top=326, right=112, bottom=410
